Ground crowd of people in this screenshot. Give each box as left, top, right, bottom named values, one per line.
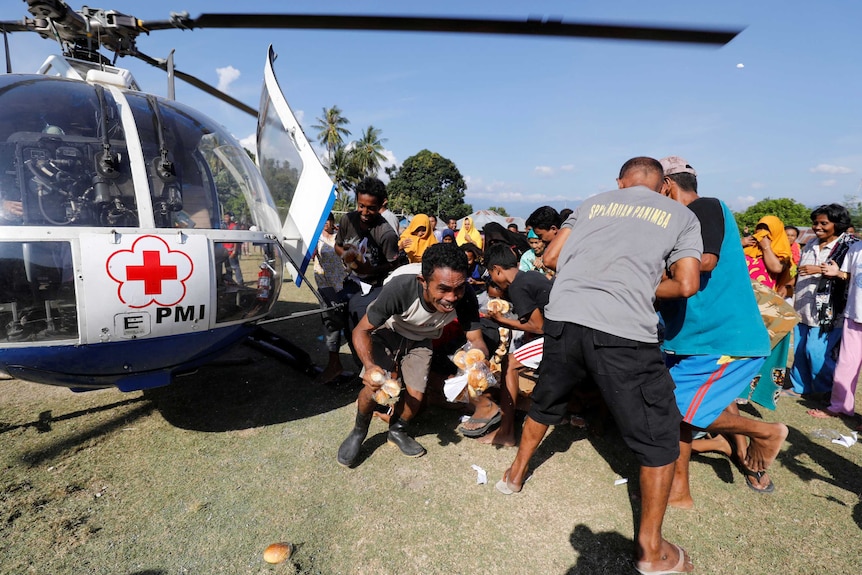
left=309, top=160, right=862, bottom=574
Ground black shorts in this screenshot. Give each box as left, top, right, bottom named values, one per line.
left=531, top=320, right=681, bottom=467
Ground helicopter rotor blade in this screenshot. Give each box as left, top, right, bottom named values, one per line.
left=133, top=50, right=257, bottom=117
left=0, top=21, right=33, bottom=34
left=141, top=13, right=741, bottom=46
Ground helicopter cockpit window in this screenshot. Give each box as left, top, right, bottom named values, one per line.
left=124, top=93, right=269, bottom=231
left=258, top=96, right=303, bottom=224
left=0, top=76, right=137, bottom=227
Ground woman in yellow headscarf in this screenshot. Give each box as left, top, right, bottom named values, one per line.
left=398, top=214, right=438, bottom=263
left=743, top=215, right=792, bottom=295
left=456, top=216, right=484, bottom=250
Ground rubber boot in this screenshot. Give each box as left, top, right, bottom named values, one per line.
left=387, top=418, right=426, bottom=457
left=337, top=411, right=372, bottom=467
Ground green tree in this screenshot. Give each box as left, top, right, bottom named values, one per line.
left=734, top=198, right=812, bottom=234
left=387, top=149, right=471, bottom=219
left=352, top=125, right=388, bottom=178
left=487, top=206, right=510, bottom=216
left=329, top=145, right=361, bottom=212
left=843, top=193, right=862, bottom=228
left=312, top=106, right=351, bottom=160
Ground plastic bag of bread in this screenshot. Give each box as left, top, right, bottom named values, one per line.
left=341, top=238, right=367, bottom=270
left=368, top=369, right=402, bottom=406
left=452, top=344, right=487, bottom=372
left=466, top=361, right=497, bottom=394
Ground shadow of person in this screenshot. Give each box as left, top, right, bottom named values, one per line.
left=854, top=497, right=862, bottom=531
left=345, top=431, right=388, bottom=468
left=524, top=421, right=589, bottom=478
left=565, top=523, right=634, bottom=574
left=782, top=426, right=862, bottom=496
left=691, top=452, right=735, bottom=484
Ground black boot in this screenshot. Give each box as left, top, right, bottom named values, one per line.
left=337, top=411, right=372, bottom=467
left=387, top=418, right=426, bottom=458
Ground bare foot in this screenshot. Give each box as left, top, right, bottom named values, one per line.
left=314, top=365, right=344, bottom=384
left=667, top=491, right=694, bottom=510
left=807, top=408, right=840, bottom=419
left=635, top=542, right=694, bottom=574
left=744, top=422, right=788, bottom=474
left=692, top=433, right=733, bottom=457
left=478, top=427, right=516, bottom=446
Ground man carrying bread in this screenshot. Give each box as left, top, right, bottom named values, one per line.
left=337, top=243, right=489, bottom=467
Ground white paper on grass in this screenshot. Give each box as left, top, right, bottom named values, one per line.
left=832, top=431, right=858, bottom=447
left=471, top=464, right=487, bottom=485
left=443, top=374, right=469, bottom=403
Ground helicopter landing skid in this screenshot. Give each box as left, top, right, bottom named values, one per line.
left=244, top=326, right=320, bottom=378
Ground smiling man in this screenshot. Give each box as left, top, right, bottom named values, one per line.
left=337, top=243, right=488, bottom=467
left=333, top=176, right=402, bottom=337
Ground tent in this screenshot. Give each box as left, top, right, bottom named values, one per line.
left=458, top=210, right=526, bottom=233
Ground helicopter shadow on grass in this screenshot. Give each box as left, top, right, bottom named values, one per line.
left=145, top=300, right=360, bottom=433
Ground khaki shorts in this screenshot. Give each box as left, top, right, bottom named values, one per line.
left=370, top=328, right=433, bottom=393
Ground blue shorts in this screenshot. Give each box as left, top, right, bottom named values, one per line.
left=666, top=355, right=766, bottom=429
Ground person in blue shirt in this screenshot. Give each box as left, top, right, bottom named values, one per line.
left=658, top=156, right=789, bottom=503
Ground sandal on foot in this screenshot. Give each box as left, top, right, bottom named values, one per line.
left=495, top=470, right=523, bottom=495
left=741, top=467, right=775, bottom=494
left=458, top=410, right=502, bottom=437
left=634, top=544, right=693, bottom=575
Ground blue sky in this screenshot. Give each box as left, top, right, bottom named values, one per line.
left=4, top=1, right=862, bottom=218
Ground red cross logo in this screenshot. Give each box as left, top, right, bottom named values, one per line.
left=107, top=235, right=194, bottom=308
left=125, top=250, right=179, bottom=295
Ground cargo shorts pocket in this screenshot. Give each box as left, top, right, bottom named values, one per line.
left=592, top=331, right=639, bottom=375
left=639, top=373, right=680, bottom=439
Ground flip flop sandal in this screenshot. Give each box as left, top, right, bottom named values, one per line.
left=742, top=467, right=775, bottom=494
left=634, top=544, right=693, bottom=575
left=458, top=410, right=502, bottom=437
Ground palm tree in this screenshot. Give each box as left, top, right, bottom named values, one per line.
left=329, top=145, right=360, bottom=211
left=352, top=125, right=388, bottom=178
left=312, top=105, right=351, bottom=161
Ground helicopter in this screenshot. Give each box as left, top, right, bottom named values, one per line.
left=0, top=0, right=741, bottom=392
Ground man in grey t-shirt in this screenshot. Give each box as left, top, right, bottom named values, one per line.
left=496, top=157, right=702, bottom=575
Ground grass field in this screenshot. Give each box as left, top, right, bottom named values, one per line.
left=1, top=282, right=861, bottom=574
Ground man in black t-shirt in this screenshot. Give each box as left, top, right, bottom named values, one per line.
left=332, top=177, right=401, bottom=342
left=460, top=243, right=552, bottom=446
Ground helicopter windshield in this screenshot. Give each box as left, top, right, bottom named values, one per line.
left=124, top=93, right=276, bottom=231
left=0, top=75, right=137, bottom=227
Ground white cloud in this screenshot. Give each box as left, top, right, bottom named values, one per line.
left=238, top=133, right=256, bottom=156
left=730, top=196, right=757, bottom=211
left=750, top=182, right=766, bottom=190
left=377, top=149, right=399, bottom=184
left=534, top=166, right=554, bottom=176
left=821, top=179, right=838, bottom=187
left=216, top=65, right=241, bottom=92
left=810, top=163, right=852, bottom=175
left=560, top=165, right=575, bottom=172
left=464, top=176, right=570, bottom=203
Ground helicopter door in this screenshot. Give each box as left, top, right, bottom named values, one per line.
left=258, top=45, right=336, bottom=287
